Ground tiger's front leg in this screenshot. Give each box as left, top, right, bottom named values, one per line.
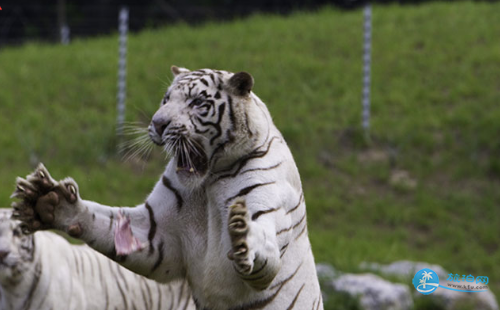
left=227, top=200, right=280, bottom=290
left=11, top=164, right=148, bottom=260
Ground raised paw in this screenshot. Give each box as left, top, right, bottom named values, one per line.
left=227, top=200, right=253, bottom=275
left=11, top=164, right=81, bottom=234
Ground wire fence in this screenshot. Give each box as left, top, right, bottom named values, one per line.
left=0, top=3, right=338, bottom=47
left=1, top=3, right=373, bottom=138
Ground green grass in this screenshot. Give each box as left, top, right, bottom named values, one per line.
left=1, top=1, right=500, bottom=308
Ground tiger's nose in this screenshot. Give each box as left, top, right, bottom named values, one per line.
left=151, top=118, right=171, bottom=137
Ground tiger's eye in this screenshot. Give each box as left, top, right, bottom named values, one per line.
left=190, top=98, right=204, bottom=107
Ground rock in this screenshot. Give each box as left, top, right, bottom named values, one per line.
left=360, top=260, right=449, bottom=279
left=360, top=261, right=499, bottom=310
left=329, top=273, right=413, bottom=310
left=316, top=263, right=339, bottom=282
left=417, top=280, right=498, bottom=310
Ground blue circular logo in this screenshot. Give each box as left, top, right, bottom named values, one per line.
left=413, top=268, right=439, bottom=295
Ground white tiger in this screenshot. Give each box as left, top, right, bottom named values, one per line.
left=12, top=66, right=324, bottom=309
left=0, top=209, right=195, bottom=310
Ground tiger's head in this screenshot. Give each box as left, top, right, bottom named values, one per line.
left=149, top=66, right=269, bottom=186
left=0, top=209, right=34, bottom=284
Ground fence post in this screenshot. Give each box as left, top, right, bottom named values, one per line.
left=116, top=7, right=128, bottom=141
left=57, top=0, right=70, bottom=44
left=362, top=3, right=372, bottom=137
left=60, top=25, right=70, bottom=45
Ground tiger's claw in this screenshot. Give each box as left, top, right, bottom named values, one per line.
left=11, top=164, right=82, bottom=234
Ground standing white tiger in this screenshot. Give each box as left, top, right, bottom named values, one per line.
left=0, top=209, right=195, bottom=310
left=12, top=66, right=324, bottom=309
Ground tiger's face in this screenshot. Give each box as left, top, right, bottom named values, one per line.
left=149, top=66, right=255, bottom=185
left=0, top=210, right=34, bottom=283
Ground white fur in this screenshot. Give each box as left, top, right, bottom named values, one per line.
left=0, top=210, right=195, bottom=310
left=14, top=68, right=324, bottom=309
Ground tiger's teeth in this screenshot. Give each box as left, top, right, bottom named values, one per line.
left=189, top=168, right=194, bottom=173
left=176, top=167, right=181, bottom=172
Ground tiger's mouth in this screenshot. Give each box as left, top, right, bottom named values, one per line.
left=175, top=140, right=208, bottom=176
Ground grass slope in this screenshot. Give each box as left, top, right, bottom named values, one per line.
left=1, top=1, right=499, bottom=307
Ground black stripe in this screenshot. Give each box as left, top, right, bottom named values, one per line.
left=280, top=243, right=289, bottom=258
left=151, top=240, right=165, bottom=273
left=240, top=258, right=268, bottom=279
left=277, top=212, right=306, bottom=236
left=22, top=261, right=41, bottom=309
left=82, top=250, right=95, bottom=280
left=109, top=211, right=114, bottom=231
left=139, top=277, right=149, bottom=309
left=198, top=103, right=225, bottom=145
left=192, top=115, right=211, bottom=134
left=72, top=248, right=81, bottom=276
left=199, top=90, right=212, bottom=98
left=144, top=277, right=153, bottom=309
left=182, top=292, right=193, bottom=310
left=112, top=258, right=129, bottom=290
left=230, top=262, right=303, bottom=310
left=244, top=111, right=253, bottom=136
left=200, top=101, right=230, bottom=157
left=286, top=193, right=304, bottom=215
left=162, top=176, right=184, bottom=211
left=252, top=208, right=279, bottom=221
left=225, top=182, right=275, bottom=205
left=109, top=259, right=129, bottom=310
left=200, top=78, right=209, bottom=86
left=77, top=248, right=85, bottom=276
left=294, top=224, right=307, bottom=241
left=227, top=95, right=236, bottom=130
left=24, top=235, right=35, bottom=263
left=287, top=284, right=305, bottom=310
left=241, top=162, right=283, bottom=175
left=167, top=284, right=175, bottom=310
left=214, top=136, right=280, bottom=181
left=315, top=292, right=322, bottom=310
left=145, top=202, right=157, bottom=255
left=214, top=91, right=221, bottom=99
left=235, top=265, right=268, bottom=282
left=96, top=252, right=110, bottom=309
left=156, top=279, right=163, bottom=310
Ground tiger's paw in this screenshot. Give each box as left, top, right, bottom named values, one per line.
left=11, top=164, right=83, bottom=236
left=227, top=200, right=253, bottom=276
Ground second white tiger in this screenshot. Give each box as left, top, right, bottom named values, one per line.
left=0, top=209, right=195, bottom=310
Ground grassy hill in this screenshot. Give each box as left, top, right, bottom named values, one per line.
left=1, top=1, right=500, bottom=307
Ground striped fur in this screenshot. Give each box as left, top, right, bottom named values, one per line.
left=0, top=209, right=195, bottom=310
left=12, top=67, right=324, bottom=309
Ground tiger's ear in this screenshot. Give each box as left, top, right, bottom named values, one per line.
left=228, top=72, right=254, bottom=96
left=171, top=65, right=190, bottom=76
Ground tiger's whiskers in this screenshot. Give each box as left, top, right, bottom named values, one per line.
left=119, top=123, right=155, bottom=162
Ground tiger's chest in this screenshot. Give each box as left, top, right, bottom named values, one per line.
left=177, top=185, right=251, bottom=307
